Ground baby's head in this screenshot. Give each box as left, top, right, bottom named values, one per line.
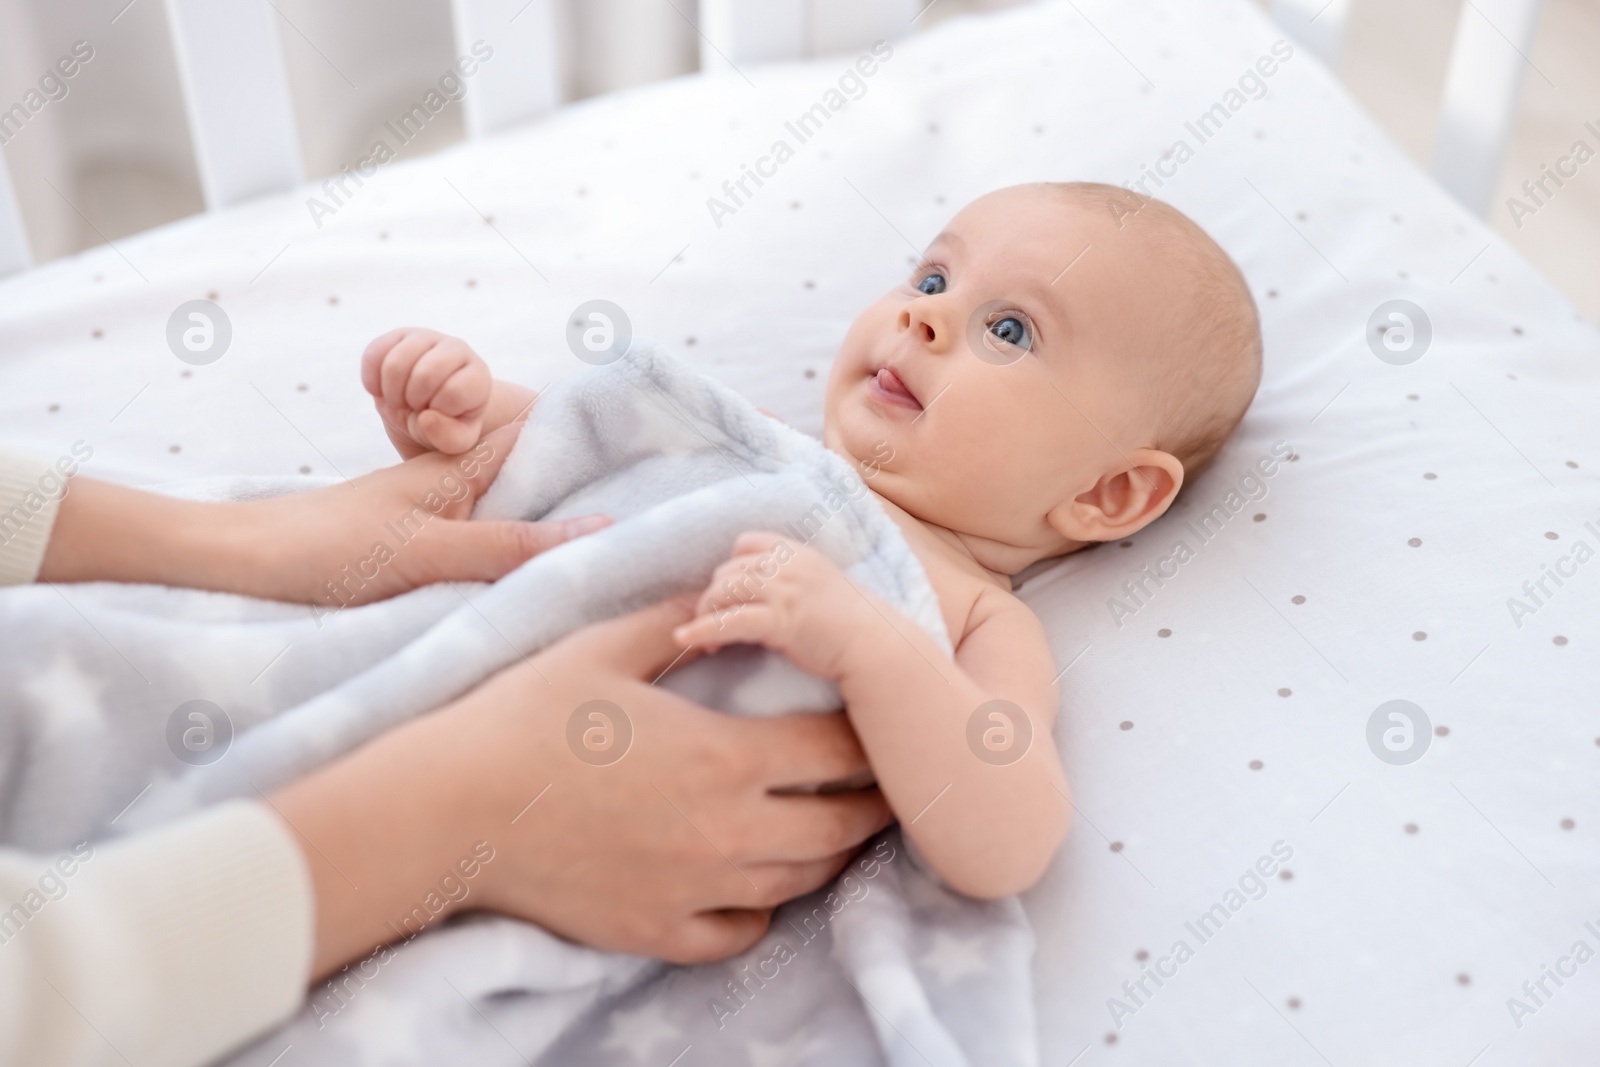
left=823, top=182, right=1262, bottom=574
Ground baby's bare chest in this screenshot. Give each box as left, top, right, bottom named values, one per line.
left=896, top=531, right=1005, bottom=649
left=871, top=494, right=1012, bottom=647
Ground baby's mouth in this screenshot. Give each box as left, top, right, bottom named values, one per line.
left=869, top=366, right=922, bottom=411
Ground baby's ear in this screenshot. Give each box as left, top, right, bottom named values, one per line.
left=1045, top=449, right=1184, bottom=543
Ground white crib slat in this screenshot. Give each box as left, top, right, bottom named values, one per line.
left=570, top=0, right=698, bottom=98
left=699, top=0, right=807, bottom=69
left=699, top=0, right=915, bottom=73
left=163, top=0, right=304, bottom=209
left=0, top=157, right=30, bottom=278
left=1270, top=0, right=1350, bottom=68
left=1430, top=0, right=1547, bottom=216
left=450, top=0, right=563, bottom=137
left=807, top=0, right=919, bottom=56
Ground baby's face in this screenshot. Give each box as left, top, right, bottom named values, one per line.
left=824, top=185, right=1176, bottom=564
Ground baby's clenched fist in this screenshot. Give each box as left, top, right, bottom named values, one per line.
left=362, top=328, right=494, bottom=457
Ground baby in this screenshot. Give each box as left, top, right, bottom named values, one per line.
left=361, top=182, right=1262, bottom=899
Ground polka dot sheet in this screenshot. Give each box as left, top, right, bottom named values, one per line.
left=1, top=0, right=1596, bottom=1063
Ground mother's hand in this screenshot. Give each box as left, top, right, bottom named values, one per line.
left=39, top=423, right=607, bottom=605
left=238, top=423, right=609, bottom=605
left=274, top=597, right=893, bottom=978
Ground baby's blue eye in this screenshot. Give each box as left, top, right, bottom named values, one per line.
left=989, top=315, right=1032, bottom=349
left=917, top=273, right=946, bottom=295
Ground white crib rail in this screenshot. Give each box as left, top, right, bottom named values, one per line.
left=167, top=0, right=568, bottom=201
left=0, top=0, right=1555, bottom=278
left=1429, top=0, right=1547, bottom=215
left=0, top=159, right=28, bottom=277
left=700, top=0, right=809, bottom=66
left=163, top=0, right=305, bottom=210
left=1269, top=0, right=1351, bottom=67
left=450, top=0, right=564, bottom=137
left=698, top=0, right=918, bottom=68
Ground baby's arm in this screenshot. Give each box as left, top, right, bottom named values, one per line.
left=675, top=534, right=1070, bottom=899
left=362, top=328, right=538, bottom=458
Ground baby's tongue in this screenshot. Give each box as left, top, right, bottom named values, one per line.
left=877, top=368, right=917, bottom=404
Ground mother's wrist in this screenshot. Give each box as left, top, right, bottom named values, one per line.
left=213, top=495, right=307, bottom=601
left=150, top=493, right=286, bottom=600
left=38, top=477, right=251, bottom=591
left=273, top=694, right=494, bottom=980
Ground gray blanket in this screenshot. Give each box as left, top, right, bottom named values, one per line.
left=0, top=345, right=1038, bottom=1067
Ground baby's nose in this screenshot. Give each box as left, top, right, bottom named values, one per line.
left=898, top=308, right=937, bottom=345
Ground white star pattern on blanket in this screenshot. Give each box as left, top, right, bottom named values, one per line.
left=597, top=997, right=683, bottom=1063
left=745, top=1029, right=826, bottom=1067
left=23, top=652, right=108, bottom=743
left=334, top=983, right=428, bottom=1067
left=919, top=931, right=990, bottom=986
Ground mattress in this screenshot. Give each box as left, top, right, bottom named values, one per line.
left=1, top=0, right=1595, bottom=1062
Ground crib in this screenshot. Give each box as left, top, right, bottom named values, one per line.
left=0, top=0, right=1551, bottom=278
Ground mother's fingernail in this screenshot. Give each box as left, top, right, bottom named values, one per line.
left=564, top=514, right=612, bottom=536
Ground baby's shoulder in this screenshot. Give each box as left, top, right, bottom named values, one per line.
left=909, top=537, right=1028, bottom=650
left=959, top=574, right=1038, bottom=641
left=869, top=490, right=1028, bottom=646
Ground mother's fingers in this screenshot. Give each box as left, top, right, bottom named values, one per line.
left=659, top=909, right=773, bottom=965
left=409, top=517, right=611, bottom=585
left=743, top=791, right=893, bottom=864
left=559, top=595, right=706, bottom=679
left=740, top=850, right=858, bottom=907
left=742, top=711, right=875, bottom=792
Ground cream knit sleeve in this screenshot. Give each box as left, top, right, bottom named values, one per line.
left=0, top=802, right=315, bottom=1067
left=0, top=450, right=68, bottom=586
left=0, top=450, right=315, bottom=1065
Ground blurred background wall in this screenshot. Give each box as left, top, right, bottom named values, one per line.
left=1337, top=0, right=1599, bottom=321
left=1, top=0, right=1596, bottom=318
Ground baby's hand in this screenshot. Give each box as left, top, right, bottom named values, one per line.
left=362, top=328, right=493, bottom=457
left=674, top=532, right=872, bottom=680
